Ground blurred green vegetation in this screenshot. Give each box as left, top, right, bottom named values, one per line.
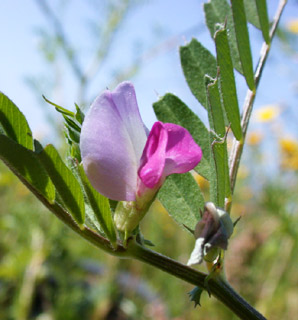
left=1, top=132, right=298, bottom=319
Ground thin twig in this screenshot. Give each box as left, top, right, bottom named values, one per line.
left=229, top=0, right=288, bottom=196
left=34, top=0, right=83, bottom=79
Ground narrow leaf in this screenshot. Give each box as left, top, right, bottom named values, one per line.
left=211, top=141, right=227, bottom=207
left=204, top=0, right=243, bottom=74
left=78, top=163, right=117, bottom=245
left=38, top=144, right=85, bottom=226
left=180, top=39, right=217, bottom=108
left=255, top=0, right=270, bottom=44
left=206, top=78, right=225, bottom=137
left=65, top=124, right=80, bottom=144
left=215, top=27, right=242, bottom=141
left=231, top=0, right=255, bottom=90
left=43, top=95, right=75, bottom=117
left=153, top=93, right=211, bottom=179
left=158, top=173, right=205, bottom=231
left=0, top=134, right=55, bottom=202
left=206, top=78, right=230, bottom=207
left=63, top=115, right=81, bottom=132
left=243, top=0, right=261, bottom=29
left=0, top=93, right=33, bottom=150
left=75, top=103, right=85, bottom=124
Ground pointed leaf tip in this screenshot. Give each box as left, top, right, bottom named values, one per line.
left=0, top=92, right=33, bottom=150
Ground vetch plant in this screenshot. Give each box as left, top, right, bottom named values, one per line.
left=0, top=1, right=288, bottom=319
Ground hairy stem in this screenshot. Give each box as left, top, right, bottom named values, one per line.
left=229, top=0, right=288, bottom=195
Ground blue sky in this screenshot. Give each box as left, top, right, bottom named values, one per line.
left=0, top=0, right=297, bottom=142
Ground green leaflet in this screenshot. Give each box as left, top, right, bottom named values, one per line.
left=206, top=78, right=231, bottom=207
left=78, top=164, right=117, bottom=246
left=231, top=0, right=255, bottom=90
left=43, top=96, right=84, bottom=162
left=157, top=173, right=205, bottom=231
left=255, top=0, right=270, bottom=44
left=75, top=103, right=85, bottom=124
left=243, top=0, right=261, bottom=29
left=153, top=93, right=211, bottom=180
left=43, top=95, right=75, bottom=117
left=0, top=134, right=55, bottom=202
left=180, top=39, right=217, bottom=109
left=38, top=144, right=85, bottom=227
left=244, top=0, right=270, bottom=43
left=210, top=142, right=228, bottom=208
left=206, top=78, right=225, bottom=137
left=215, top=26, right=242, bottom=141
left=204, top=0, right=243, bottom=74
left=0, top=92, right=33, bottom=150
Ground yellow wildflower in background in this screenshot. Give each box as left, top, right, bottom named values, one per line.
left=238, top=165, right=249, bottom=180
left=279, top=138, right=298, bottom=170
left=247, top=131, right=263, bottom=146
left=255, top=104, right=281, bottom=123
left=286, top=19, right=298, bottom=34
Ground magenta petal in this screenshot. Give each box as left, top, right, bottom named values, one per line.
left=138, top=122, right=168, bottom=188
left=162, top=123, right=202, bottom=176
left=80, top=82, right=147, bottom=201
left=138, top=121, right=202, bottom=189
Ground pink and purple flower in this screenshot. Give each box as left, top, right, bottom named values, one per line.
left=80, top=81, right=202, bottom=233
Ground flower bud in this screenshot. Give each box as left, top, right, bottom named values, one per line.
left=187, top=202, right=234, bottom=266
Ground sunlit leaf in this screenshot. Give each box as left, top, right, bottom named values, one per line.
left=204, top=0, right=243, bottom=74
left=78, top=163, right=117, bottom=246
left=255, top=0, right=270, bottom=44
left=206, top=78, right=230, bottom=207
left=0, top=93, right=33, bottom=150
left=63, top=115, right=81, bottom=133
left=180, top=39, right=217, bottom=108
left=153, top=93, right=211, bottom=180
left=214, top=26, right=242, bottom=141
left=231, top=0, right=255, bottom=90
left=206, top=78, right=225, bottom=137
left=158, top=173, right=204, bottom=231
left=65, top=124, right=80, bottom=144
left=37, top=144, right=85, bottom=226
left=243, top=0, right=261, bottom=29
left=75, top=103, right=85, bottom=124
left=0, top=134, right=55, bottom=202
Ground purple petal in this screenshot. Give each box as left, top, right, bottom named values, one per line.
left=80, top=82, right=147, bottom=201
left=138, top=121, right=202, bottom=188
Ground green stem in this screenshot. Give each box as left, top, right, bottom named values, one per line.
left=127, top=240, right=266, bottom=320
